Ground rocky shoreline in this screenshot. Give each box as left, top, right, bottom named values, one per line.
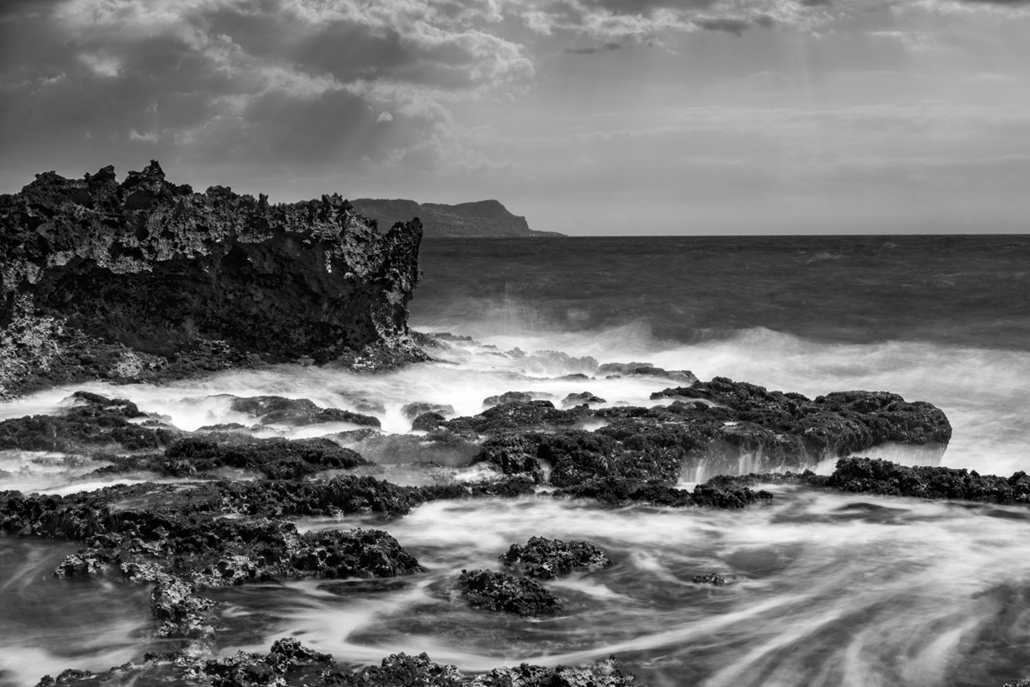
left=0, top=163, right=1024, bottom=686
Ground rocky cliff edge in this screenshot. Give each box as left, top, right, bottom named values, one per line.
left=0, top=161, right=427, bottom=396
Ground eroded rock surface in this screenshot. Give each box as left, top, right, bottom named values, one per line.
left=36, top=640, right=636, bottom=687
left=457, top=568, right=563, bottom=617
left=0, top=161, right=426, bottom=396
left=500, top=536, right=612, bottom=579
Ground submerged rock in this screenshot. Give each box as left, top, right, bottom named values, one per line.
left=500, top=536, right=612, bottom=579
left=457, top=568, right=563, bottom=617
left=0, top=161, right=426, bottom=397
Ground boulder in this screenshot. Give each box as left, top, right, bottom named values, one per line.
left=401, top=402, right=455, bottom=420
left=500, top=536, right=612, bottom=579
left=562, top=391, right=607, bottom=407
left=457, top=569, right=563, bottom=617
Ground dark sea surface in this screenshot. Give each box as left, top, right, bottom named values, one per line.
left=412, top=235, right=1030, bottom=350
left=3, top=234, right=1030, bottom=686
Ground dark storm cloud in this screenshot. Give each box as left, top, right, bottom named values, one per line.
left=0, top=0, right=532, bottom=187
left=694, top=18, right=753, bottom=35
left=563, top=41, right=624, bottom=54
left=578, top=0, right=720, bottom=13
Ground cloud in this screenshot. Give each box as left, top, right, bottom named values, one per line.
left=129, top=129, right=158, bottom=142
left=694, top=18, right=753, bottom=35
left=0, top=0, right=542, bottom=185
left=563, top=41, right=624, bottom=54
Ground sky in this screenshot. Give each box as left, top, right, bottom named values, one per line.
left=1, top=0, right=1029, bottom=235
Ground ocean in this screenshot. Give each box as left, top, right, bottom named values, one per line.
left=2, top=234, right=1030, bottom=686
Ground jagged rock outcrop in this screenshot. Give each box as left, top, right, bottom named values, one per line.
left=0, top=161, right=426, bottom=396
left=350, top=198, right=563, bottom=238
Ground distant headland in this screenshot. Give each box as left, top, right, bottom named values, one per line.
left=350, top=198, right=563, bottom=238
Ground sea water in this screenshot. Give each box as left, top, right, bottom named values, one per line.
left=1, top=235, right=1029, bottom=686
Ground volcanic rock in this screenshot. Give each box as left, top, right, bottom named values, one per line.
left=401, top=401, right=455, bottom=420
left=0, top=390, right=174, bottom=453
left=598, top=362, right=697, bottom=383
left=228, top=395, right=381, bottom=427
left=34, top=640, right=636, bottom=687
left=500, top=536, right=612, bottom=579
left=0, top=161, right=426, bottom=397
left=562, top=391, right=607, bottom=407
left=457, top=568, right=563, bottom=616
left=482, top=391, right=536, bottom=407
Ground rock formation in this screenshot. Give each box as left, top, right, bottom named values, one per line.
left=0, top=161, right=426, bottom=396
left=350, top=198, right=563, bottom=238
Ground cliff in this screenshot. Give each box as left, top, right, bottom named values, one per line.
left=0, top=161, right=426, bottom=396
left=350, top=198, right=563, bottom=238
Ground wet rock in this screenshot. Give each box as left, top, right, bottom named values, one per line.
left=229, top=395, right=381, bottom=427
left=554, top=476, right=773, bottom=509
left=562, top=391, right=607, bottom=407
left=157, top=435, right=369, bottom=479
left=500, top=536, right=612, bottom=579
left=0, top=391, right=174, bottom=452
left=150, top=572, right=217, bottom=638
left=481, top=657, right=635, bottom=687
left=35, top=641, right=636, bottom=687
left=355, top=652, right=466, bottom=686
left=828, top=457, right=1030, bottom=503
left=457, top=569, right=562, bottom=616
left=0, top=160, right=426, bottom=397
left=598, top=362, right=697, bottom=383
left=338, top=429, right=479, bottom=466
left=471, top=434, right=545, bottom=481
left=402, top=401, right=455, bottom=420
left=412, top=411, right=447, bottom=431
left=653, top=377, right=952, bottom=461
left=482, top=391, right=535, bottom=407
left=544, top=431, right=682, bottom=488
left=445, top=401, right=588, bottom=436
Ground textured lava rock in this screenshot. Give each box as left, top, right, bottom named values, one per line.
left=827, top=457, right=1030, bottom=503
left=0, top=161, right=426, bottom=396
left=0, top=390, right=174, bottom=452
left=132, top=435, right=371, bottom=479
left=500, top=536, right=612, bottom=579
left=411, top=411, right=447, bottom=431
left=457, top=568, right=563, bottom=616
left=654, top=377, right=952, bottom=461
left=35, top=640, right=635, bottom=687
left=554, top=477, right=774, bottom=509
left=482, top=391, right=537, bottom=407
left=228, top=395, right=381, bottom=427
left=693, top=573, right=730, bottom=585
left=562, top=391, right=607, bottom=407
left=401, top=401, right=455, bottom=420
left=597, top=361, right=697, bottom=383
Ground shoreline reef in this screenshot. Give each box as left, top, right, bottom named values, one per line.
left=0, top=163, right=1023, bottom=687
